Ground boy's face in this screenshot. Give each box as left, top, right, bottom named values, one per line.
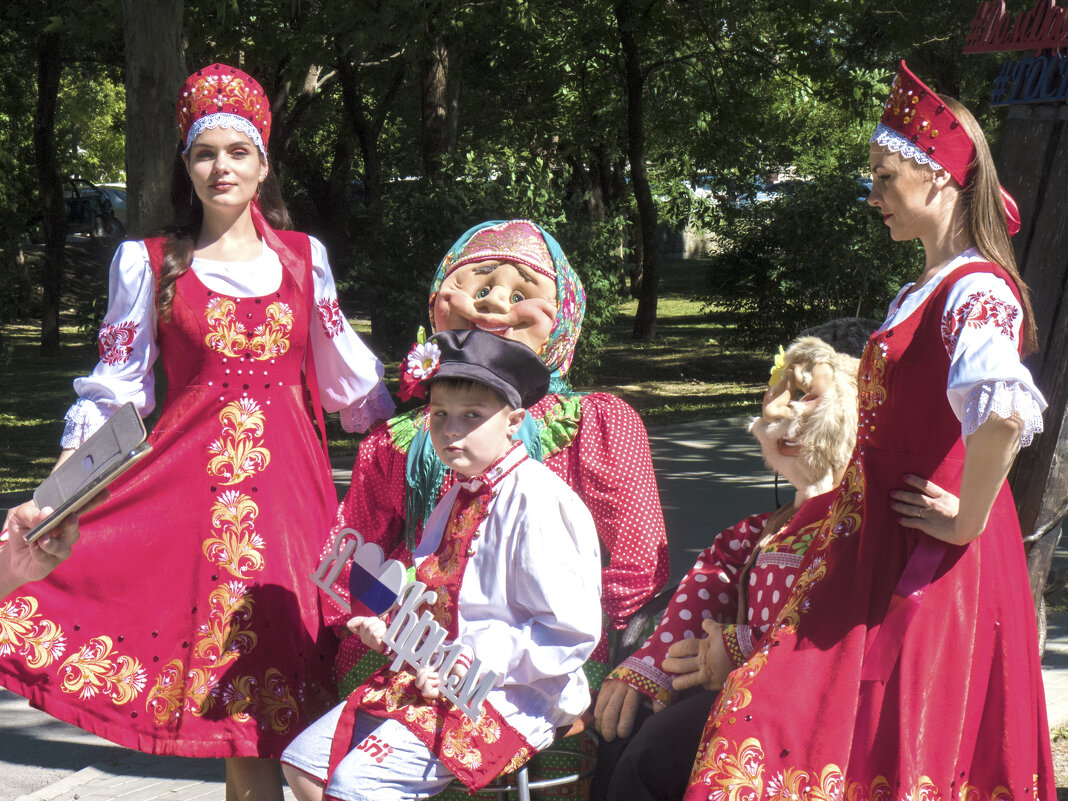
left=428, top=382, right=526, bottom=477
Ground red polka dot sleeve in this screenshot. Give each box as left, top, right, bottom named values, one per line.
left=569, top=393, right=670, bottom=629
left=318, top=420, right=409, bottom=629
left=608, top=513, right=770, bottom=705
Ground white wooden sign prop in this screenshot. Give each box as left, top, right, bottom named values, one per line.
left=383, top=580, right=498, bottom=722
left=312, top=529, right=497, bottom=721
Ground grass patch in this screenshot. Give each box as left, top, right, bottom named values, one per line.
left=1, top=254, right=769, bottom=493
left=0, top=321, right=100, bottom=496
left=577, top=256, right=768, bottom=426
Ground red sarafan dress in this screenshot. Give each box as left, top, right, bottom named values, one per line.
left=686, top=258, right=1054, bottom=799
left=0, top=230, right=382, bottom=758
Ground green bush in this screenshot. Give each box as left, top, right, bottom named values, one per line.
left=704, top=173, right=921, bottom=350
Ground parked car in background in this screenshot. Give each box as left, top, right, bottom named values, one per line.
left=29, top=177, right=125, bottom=243
left=96, top=183, right=127, bottom=230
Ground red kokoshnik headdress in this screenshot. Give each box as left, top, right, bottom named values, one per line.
left=871, top=60, right=1020, bottom=235
left=176, top=63, right=271, bottom=160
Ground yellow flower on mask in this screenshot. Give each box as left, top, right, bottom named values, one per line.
left=768, top=345, right=787, bottom=387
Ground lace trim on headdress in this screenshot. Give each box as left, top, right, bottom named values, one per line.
left=61, top=398, right=113, bottom=449
left=870, top=123, right=944, bottom=172
left=182, top=112, right=267, bottom=159
left=962, top=380, right=1044, bottom=449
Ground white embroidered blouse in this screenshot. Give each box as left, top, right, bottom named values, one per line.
left=412, top=444, right=603, bottom=751
left=61, top=238, right=396, bottom=447
left=878, top=248, right=1046, bottom=447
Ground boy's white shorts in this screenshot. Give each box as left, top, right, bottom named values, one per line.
left=281, top=701, right=456, bottom=801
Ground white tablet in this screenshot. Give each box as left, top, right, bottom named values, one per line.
left=25, top=403, right=150, bottom=543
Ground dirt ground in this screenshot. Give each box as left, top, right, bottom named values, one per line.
left=1055, top=733, right=1068, bottom=798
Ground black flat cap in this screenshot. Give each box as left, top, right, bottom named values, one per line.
left=428, top=329, right=549, bottom=408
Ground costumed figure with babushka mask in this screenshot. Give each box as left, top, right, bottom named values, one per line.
left=318, top=220, right=670, bottom=699
left=592, top=332, right=866, bottom=801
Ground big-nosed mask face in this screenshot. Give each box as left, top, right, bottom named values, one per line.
left=431, top=259, right=558, bottom=354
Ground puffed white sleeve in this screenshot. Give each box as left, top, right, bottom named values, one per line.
left=307, top=237, right=396, bottom=433
left=942, top=272, right=1046, bottom=447
left=61, top=240, right=159, bottom=449
left=466, top=487, right=603, bottom=687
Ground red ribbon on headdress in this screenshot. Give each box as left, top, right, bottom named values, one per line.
left=1000, top=185, right=1021, bottom=236
left=878, top=61, right=1021, bottom=236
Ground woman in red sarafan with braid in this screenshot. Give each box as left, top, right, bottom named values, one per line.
left=0, top=64, right=394, bottom=800
left=318, top=220, right=670, bottom=697
left=683, top=61, right=1053, bottom=800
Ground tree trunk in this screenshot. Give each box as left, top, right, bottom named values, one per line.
left=335, top=54, right=407, bottom=351
left=34, top=25, right=65, bottom=357
left=617, top=0, right=660, bottom=340
left=996, top=104, right=1068, bottom=613
left=122, top=0, right=185, bottom=237
left=420, top=29, right=460, bottom=178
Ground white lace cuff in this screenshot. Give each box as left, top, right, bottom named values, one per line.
left=61, top=399, right=114, bottom=449
left=339, top=383, right=396, bottom=433
left=962, top=380, right=1045, bottom=448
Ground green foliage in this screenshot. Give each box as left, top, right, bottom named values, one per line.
left=704, top=173, right=921, bottom=351
left=57, top=67, right=126, bottom=182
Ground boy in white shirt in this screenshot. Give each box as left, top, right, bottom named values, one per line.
left=282, top=329, right=602, bottom=800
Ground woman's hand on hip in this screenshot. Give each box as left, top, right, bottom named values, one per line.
left=891, top=474, right=962, bottom=543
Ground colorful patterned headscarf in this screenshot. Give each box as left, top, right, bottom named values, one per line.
left=428, top=220, right=586, bottom=384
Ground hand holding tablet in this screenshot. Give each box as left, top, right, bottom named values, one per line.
left=25, top=403, right=150, bottom=543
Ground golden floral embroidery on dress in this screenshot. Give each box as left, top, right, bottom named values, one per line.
left=183, top=665, right=219, bottom=716
left=248, top=302, right=293, bottom=359
left=689, top=736, right=765, bottom=797
left=814, top=462, right=864, bottom=549
left=194, top=581, right=258, bottom=669
left=769, top=764, right=846, bottom=801
left=761, top=518, right=821, bottom=557
left=203, top=298, right=293, bottom=360
left=707, top=650, right=768, bottom=731
left=146, top=660, right=186, bottom=724
left=0, top=595, right=66, bottom=669
left=254, top=667, right=300, bottom=733
left=858, top=340, right=889, bottom=415
left=207, top=399, right=271, bottom=485
left=59, top=635, right=147, bottom=704
left=204, top=491, right=266, bottom=577
left=845, top=775, right=893, bottom=801
left=902, top=777, right=943, bottom=801
left=691, top=745, right=1026, bottom=801
left=221, top=674, right=257, bottom=722
left=204, top=298, right=249, bottom=356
